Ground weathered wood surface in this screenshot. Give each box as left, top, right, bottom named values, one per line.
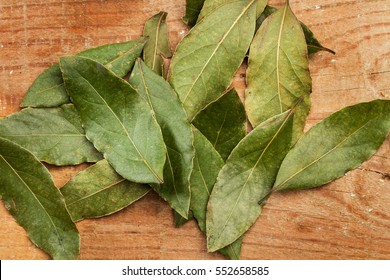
left=0, top=0, right=389, bottom=260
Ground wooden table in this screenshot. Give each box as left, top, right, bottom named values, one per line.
left=0, top=0, right=389, bottom=260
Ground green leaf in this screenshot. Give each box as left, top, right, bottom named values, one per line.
left=182, top=0, right=205, bottom=27
left=0, top=104, right=102, bottom=165
left=191, top=128, right=243, bottom=260
left=198, top=0, right=267, bottom=22
left=273, top=99, right=390, bottom=192
left=129, top=59, right=194, bottom=218
left=61, top=159, right=150, bottom=222
left=0, top=137, right=79, bottom=259
left=256, top=5, right=335, bottom=56
left=245, top=2, right=312, bottom=143
left=206, top=110, right=294, bottom=252
left=192, top=88, right=246, bottom=160
left=190, top=128, right=224, bottom=232
left=60, top=56, right=166, bottom=184
left=173, top=210, right=193, bottom=227
left=143, top=12, right=172, bottom=76
left=301, top=21, right=335, bottom=56
left=21, top=38, right=147, bottom=108
left=168, top=0, right=257, bottom=121
left=218, top=237, right=243, bottom=260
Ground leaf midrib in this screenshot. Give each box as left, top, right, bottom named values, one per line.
left=151, top=13, right=164, bottom=71
left=66, top=179, right=126, bottom=207
left=276, top=3, right=289, bottom=114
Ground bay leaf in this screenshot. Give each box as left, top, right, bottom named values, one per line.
left=191, top=128, right=243, bottom=260
left=273, top=99, right=390, bottom=192
left=60, top=56, right=166, bottom=184
left=21, top=38, right=147, bottom=108
left=143, top=12, right=172, bottom=77
left=0, top=104, right=102, bottom=166
left=190, top=128, right=224, bottom=232
left=129, top=59, right=194, bottom=218
left=0, top=137, right=79, bottom=259
left=218, top=236, right=243, bottom=260
left=198, top=0, right=267, bottom=22
left=301, top=22, right=336, bottom=56
left=245, top=2, right=312, bottom=143
left=182, top=0, right=205, bottom=27
left=168, top=0, right=257, bottom=121
left=256, top=5, right=335, bottom=56
left=61, top=159, right=150, bottom=222
left=192, top=88, right=246, bottom=160
left=206, top=110, right=294, bottom=252
left=174, top=210, right=193, bottom=227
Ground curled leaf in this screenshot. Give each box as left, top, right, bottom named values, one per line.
left=143, top=12, right=172, bottom=76
left=183, top=0, right=205, bottom=27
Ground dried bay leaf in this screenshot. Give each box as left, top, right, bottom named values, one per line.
left=207, top=110, right=294, bottom=252
left=60, top=56, right=166, bottom=184
left=129, top=59, right=194, bottom=218
left=143, top=12, right=172, bottom=77
left=273, top=100, right=390, bottom=192
left=183, top=0, right=205, bottom=27
left=191, top=128, right=224, bottom=232
left=198, top=0, right=267, bottom=22
left=0, top=104, right=102, bottom=165
left=0, top=137, right=79, bottom=259
left=218, top=237, right=243, bottom=260
left=192, top=88, right=246, bottom=161
left=301, top=22, right=335, bottom=56
left=61, top=159, right=150, bottom=222
left=256, top=5, right=335, bottom=56
left=246, top=1, right=312, bottom=143
left=191, top=128, right=243, bottom=260
left=168, top=0, right=257, bottom=121
left=21, top=38, right=147, bottom=108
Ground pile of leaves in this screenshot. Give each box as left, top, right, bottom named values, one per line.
left=1, top=0, right=389, bottom=260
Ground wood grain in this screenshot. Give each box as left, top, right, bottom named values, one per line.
left=0, top=0, right=389, bottom=260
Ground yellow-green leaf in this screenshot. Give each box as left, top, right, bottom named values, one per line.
left=169, top=0, right=257, bottom=121
left=207, top=110, right=294, bottom=252
left=246, top=2, right=311, bottom=143
left=143, top=12, right=172, bottom=76
left=61, top=159, right=150, bottom=222
left=274, top=100, right=390, bottom=191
